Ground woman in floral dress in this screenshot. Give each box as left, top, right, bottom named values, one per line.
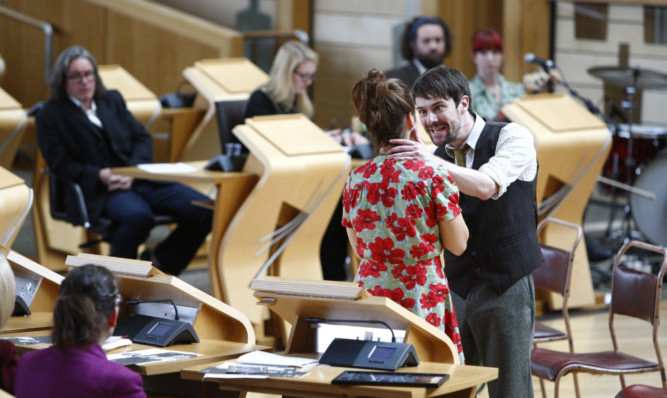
left=342, top=69, right=469, bottom=362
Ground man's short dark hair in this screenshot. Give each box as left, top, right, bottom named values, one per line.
left=412, top=65, right=474, bottom=115
left=400, top=16, right=453, bottom=61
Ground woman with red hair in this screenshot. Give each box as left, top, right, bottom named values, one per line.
left=469, top=29, right=525, bottom=121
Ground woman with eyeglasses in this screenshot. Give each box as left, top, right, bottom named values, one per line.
left=15, top=264, right=146, bottom=398
left=245, top=41, right=318, bottom=119
left=0, top=257, right=16, bottom=395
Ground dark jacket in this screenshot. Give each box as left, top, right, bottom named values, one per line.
left=36, top=89, right=153, bottom=225
left=385, top=62, right=421, bottom=89
left=436, top=121, right=542, bottom=297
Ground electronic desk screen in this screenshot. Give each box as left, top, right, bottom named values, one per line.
left=369, top=346, right=396, bottom=360
left=332, top=371, right=449, bottom=387
left=148, top=322, right=172, bottom=337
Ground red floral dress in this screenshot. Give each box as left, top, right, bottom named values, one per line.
left=341, top=155, right=464, bottom=363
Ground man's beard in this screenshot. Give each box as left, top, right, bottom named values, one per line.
left=417, top=53, right=445, bottom=69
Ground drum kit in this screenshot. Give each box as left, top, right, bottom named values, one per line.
left=588, top=66, right=667, bottom=247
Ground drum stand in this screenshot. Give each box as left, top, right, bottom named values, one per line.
left=603, top=83, right=645, bottom=245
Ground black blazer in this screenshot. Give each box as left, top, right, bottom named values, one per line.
left=385, top=62, right=421, bottom=89
left=36, top=89, right=153, bottom=225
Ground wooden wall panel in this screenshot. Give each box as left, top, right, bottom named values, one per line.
left=0, top=0, right=108, bottom=106
left=0, top=0, right=242, bottom=109
left=103, top=12, right=224, bottom=96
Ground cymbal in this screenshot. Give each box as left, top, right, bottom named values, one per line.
left=588, top=66, right=667, bottom=89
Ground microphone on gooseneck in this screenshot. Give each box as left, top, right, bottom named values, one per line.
left=524, top=53, right=554, bottom=72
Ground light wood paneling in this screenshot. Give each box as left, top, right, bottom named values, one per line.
left=0, top=0, right=242, bottom=108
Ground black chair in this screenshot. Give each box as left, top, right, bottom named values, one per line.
left=48, top=171, right=174, bottom=250
left=205, top=99, right=249, bottom=172
left=215, top=99, right=248, bottom=151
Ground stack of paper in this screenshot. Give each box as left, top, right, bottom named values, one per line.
left=201, top=351, right=316, bottom=380
left=250, top=277, right=368, bottom=300
left=66, top=253, right=161, bottom=278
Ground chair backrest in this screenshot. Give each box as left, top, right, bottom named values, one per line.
left=533, top=218, right=583, bottom=297
left=48, top=172, right=69, bottom=222
left=610, top=240, right=667, bottom=325
left=215, top=99, right=248, bottom=150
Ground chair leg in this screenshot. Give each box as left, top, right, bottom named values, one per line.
left=539, top=377, right=547, bottom=398
left=554, top=373, right=563, bottom=398
left=573, top=373, right=580, bottom=398
left=620, top=374, right=626, bottom=389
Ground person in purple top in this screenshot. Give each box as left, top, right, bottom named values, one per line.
left=15, top=265, right=146, bottom=398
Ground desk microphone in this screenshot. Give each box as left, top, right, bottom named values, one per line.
left=305, top=317, right=396, bottom=343
left=126, top=298, right=180, bottom=320
left=524, top=53, right=554, bottom=72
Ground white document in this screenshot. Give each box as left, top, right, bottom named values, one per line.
left=137, top=162, right=197, bottom=174
left=102, top=336, right=132, bottom=351
left=236, top=350, right=318, bottom=368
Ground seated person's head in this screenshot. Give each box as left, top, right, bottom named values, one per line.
left=471, top=29, right=504, bottom=77
left=351, top=69, right=416, bottom=153
left=266, top=41, right=318, bottom=115
left=0, top=257, right=15, bottom=329
left=53, top=265, right=120, bottom=351
left=49, top=46, right=106, bottom=104
left=401, top=16, right=452, bottom=68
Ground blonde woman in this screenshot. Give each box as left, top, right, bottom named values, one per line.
left=245, top=41, right=317, bottom=118
left=0, top=257, right=16, bottom=394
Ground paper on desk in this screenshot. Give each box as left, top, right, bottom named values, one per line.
left=201, top=362, right=307, bottom=379
left=107, top=348, right=200, bottom=366
left=137, top=162, right=197, bottom=174
left=102, top=336, right=132, bottom=352
left=237, top=350, right=318, bottom=368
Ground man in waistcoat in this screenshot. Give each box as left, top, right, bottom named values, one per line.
left=388, top=65, right=542, bottom=398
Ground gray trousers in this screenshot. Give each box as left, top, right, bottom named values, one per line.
left=452, top=274, right=535, bottom=398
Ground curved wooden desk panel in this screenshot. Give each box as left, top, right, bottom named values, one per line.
left=254, top=287, right=459, bottom=364
left=0, top=168, right=31, bottom=246
left=180, top=58, right=268, bottom=162
left=503, top=93, right=611, bottom=309
left=116, top=273, right=255, bottom=344
left=0, top=87, right=27, bottom=170
left=218, top=115, right=350, bottom=326
left=0, top=247, right=63, bottom=337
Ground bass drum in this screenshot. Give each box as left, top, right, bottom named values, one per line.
left=631, top=148, right=667, bottom=246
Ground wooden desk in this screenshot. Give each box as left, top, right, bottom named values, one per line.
left=0, top=87, right=27, bottom=169
left=181, top=58, right=268, bottom=162
left=13, top=338, right=264, bottom=376
left=0, top=167, right=31, bottom=246
left=0, top=312, right=52, bottom=337
left=181, top=361, right=498, bottom=398
left=112, top=162, right=258, bottom=299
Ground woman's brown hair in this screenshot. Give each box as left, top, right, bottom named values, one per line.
left=351, top=69, right=415, bottom=153
left=52, top=264, right=119, bottom=350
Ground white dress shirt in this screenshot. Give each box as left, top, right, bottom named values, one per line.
left=445, top=113, right=537, bottom=199
left=69, top=96, right=103, bottom=128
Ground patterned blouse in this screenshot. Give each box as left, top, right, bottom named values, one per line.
left=342, top=155, right=465, bottom=363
